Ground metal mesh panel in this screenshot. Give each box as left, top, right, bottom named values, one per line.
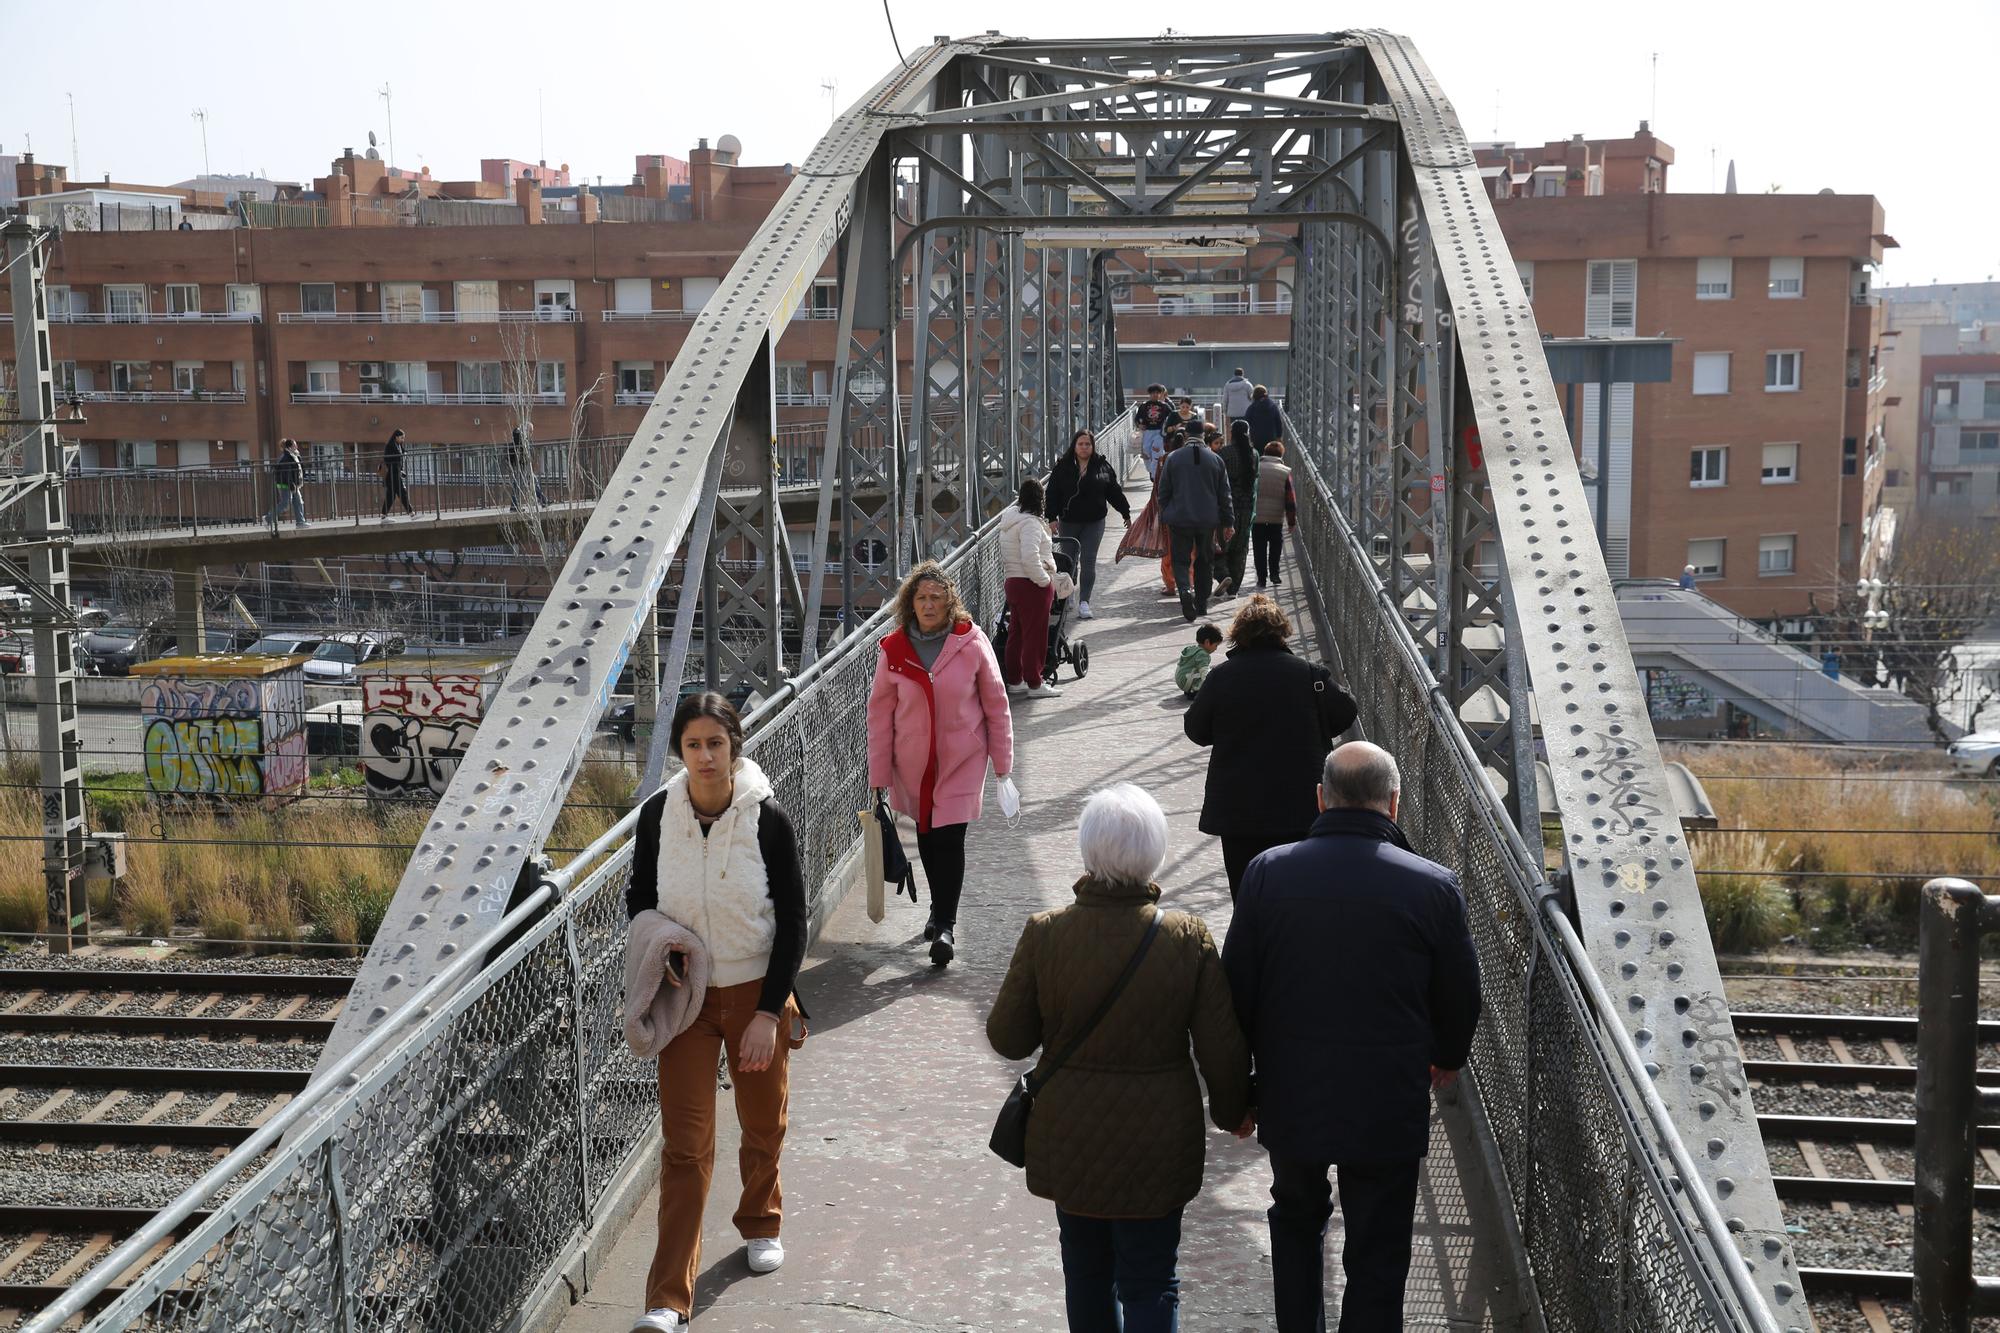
left=1289, top=448, right=1744, bottom=1332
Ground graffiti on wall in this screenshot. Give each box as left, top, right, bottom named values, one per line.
left=140, top=667, right=310, bottom=800
left=1645, top=668, right=1719, bottom=723
left=362, top=674, right=488, bottom=797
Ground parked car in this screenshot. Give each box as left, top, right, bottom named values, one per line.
left=76, top=608, right=113, bottom=631
left=305, top=700, right=364, bottom=757
left=1946, top=731, right=2000, bottom=779
left=301, top=632, right=407, bottom=684
left=245, top=631, right=327, bottom=660
left=81, top=622, right=247, bottom=675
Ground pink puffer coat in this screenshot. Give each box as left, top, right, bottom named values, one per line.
left=867, top=620, right=1014, bottom=831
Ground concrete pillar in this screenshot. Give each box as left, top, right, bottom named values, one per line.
left=173, top=567, right=207, bottom=657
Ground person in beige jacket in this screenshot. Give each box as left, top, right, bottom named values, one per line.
left=997, top=477, right=1063, bottom=698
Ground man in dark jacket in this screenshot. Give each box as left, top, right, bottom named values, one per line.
left=1156, top=432, right=1233, bottom=622
left=1244, top=384, right=1284, bottom=448
left=1222, top=741, right=1481, bottom=1333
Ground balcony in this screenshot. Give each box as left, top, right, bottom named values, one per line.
left=602, top=310, right=701, bottom=323
left=775, top=391, right=833, bottom=407
left=276, top=309, right=579, bottom=325
left=1112, top=298, right=1293, bottom=316
left=44, top=310, right=261, bottom=325
left=288, top=390, right=564, bottom=406
left=613, top=390, right=655, bottom=406
left=77, top=390, right=248, bottom=404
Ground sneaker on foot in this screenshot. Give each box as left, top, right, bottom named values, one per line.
left=747, top=1237, right=784, bottom=1273
left=930, top=927, right=956, bottom=968
left=1006, top=682, right=1029, bottom=697
left=1026, top=682, right=1063, bottom=698
left=630, top=1310, right=687, bottom=1331
left=1078, top=601, right=1094, bottom=620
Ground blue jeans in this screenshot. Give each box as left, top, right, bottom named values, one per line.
left=1056, top=1207, right=1182, bottom=1333
left=1141, top=430, right=1164, bottom=480
left=267, top=485, right=305, bottom=526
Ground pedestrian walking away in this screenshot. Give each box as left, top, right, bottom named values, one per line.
left=987, top=783, right=1251, bottom=1333
left=1155, top=429, right=1189, bottom=598
left=507, top=426, right=545, bottom=510
left=1046, top=427, right=1132, bottom=621
left=1244, top=383, right=1284, bottom=448
left=1134, top=384, right=1174, bottom=482
left=265, top=438, right=308, bottom=528
left=1221, top=367, right=1254, bottom=433
left=624, top=693, right=810, bottom=1332
left=998, top=477, right=1064, bottom=697
left=866, top=561, right=1015, bottom=968
left=1221, top=742, right=1481, bottom=1333
left=1213, top=421, right=1259, bottom=599
left=1184, top=595, right=1357, bottom=896
left=1252, top=440, right=1298, bottom=588
left=1156, top=424, right=1234, bottom=623
left=380, top=428, right=414, bottom=517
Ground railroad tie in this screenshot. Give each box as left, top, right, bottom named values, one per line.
left=1857, top=1298, right=1893, bottom=1332
left=1854, top=1144, right=1912, bottom=1219
left=0, top=1232, right=49, bottom=1282
left=1826, top=1036, right=1875, bottom=1095
left=0, top=989, right=43, bottom=1017
left=41, top=1234, right=115, bottom=1288
left=1795, top=1140, right=1849, bottom=1214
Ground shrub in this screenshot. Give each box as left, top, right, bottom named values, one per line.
left=0, top=879, right=47, bottom=937
left=118, top=879, right=174, bottom=939
left=1694, top=832, right=1796, bottom=952
left=196, top=887, right=252, bottom=952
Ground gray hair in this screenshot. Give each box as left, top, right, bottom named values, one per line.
left=1078, top=783, right=1168, bottom=886
left=1322, top=741, right=1401, bottom=811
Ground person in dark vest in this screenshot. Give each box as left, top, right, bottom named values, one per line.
left=1252, top=440, right=1298, bottom=587
left=266, top=439, right=307, bottom=529
left=1222, top=741, right=1482, bottom=1333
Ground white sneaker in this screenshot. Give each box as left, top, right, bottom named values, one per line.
left=1025, top=682, right=1063, bottom=699
left=1078, top=601, right=1094, bottom=620
left=747, top=1237, right=785, bottom=1273
left=630, top=1310, right=686, bottom=1331
left=1007, top=682, right=1029, bottom=697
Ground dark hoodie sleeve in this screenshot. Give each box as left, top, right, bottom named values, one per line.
left=625, top=789, right=670, bottom=921
left=1104, top=463, right=1132, bottom=521
left=755, top=799, right=808, bottom=1016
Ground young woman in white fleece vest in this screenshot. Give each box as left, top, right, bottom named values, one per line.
left=624, top=692, right=807, bottom=1332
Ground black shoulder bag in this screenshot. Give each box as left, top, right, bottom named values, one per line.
left=990, top=909, right=1162, bottom=1168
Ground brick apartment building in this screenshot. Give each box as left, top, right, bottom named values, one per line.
left=1881, top=283, right=2000, bottom=526
left=1480, top=127, right=1896, bottom=620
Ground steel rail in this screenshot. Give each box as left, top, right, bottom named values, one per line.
left=0, top=1014, right=333, bottom=1040
left=0, top=1065, right=312, bottom=1092
left=1734, top=1011, right=2000, bottom=1040
left=0, top=971, right=352, bottom=996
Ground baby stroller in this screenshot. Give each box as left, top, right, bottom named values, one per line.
left=993, top=535, right=1091, bottom=681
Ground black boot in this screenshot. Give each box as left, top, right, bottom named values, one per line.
left=929, top=927, right=955, bottom=968
left=923, top=915, right=941, bottom=942
left=1179, top=591, right=1196, bottom=623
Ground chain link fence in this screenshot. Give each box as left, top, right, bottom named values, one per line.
left=1286, top=442, right=1780, bottom=1333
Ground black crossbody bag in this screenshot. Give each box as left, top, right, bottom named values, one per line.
left=990, top=909, right=1161, bottom=1168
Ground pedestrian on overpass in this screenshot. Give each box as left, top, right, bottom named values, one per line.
left=625, top=692, right=809, bottom=1333
left=987, top=782, right=1251, bottom=1333
left=998, top=478, right=1064, bottom=699
left=1222, top=366, right=1255, bottom=433
left=1184, top=595, right=1356, bottom=896
left=1252, top=441, right=1297, bottom=588
left=1221, top=742, right=1481, bottom=1333
left=1244, top=384, right=1284, bottom=449
left=380, top=428, right=414, bottom=517
left=265, top=438, right=307, bottom=528
left=1046, top=427, right=1131, bottom=620
left=868, top=561, right=1015, bottom=968
left=1134, top=384, right=1174, bottom=481
left=1157, top=421, right=1233, bottom=624
left=1212, top=421, right=1260, bottom=599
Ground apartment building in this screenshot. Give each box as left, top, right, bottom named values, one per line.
left=1882, top=283, right=2000, bottom=524
left=1482, top=128, right=1895, bottom=621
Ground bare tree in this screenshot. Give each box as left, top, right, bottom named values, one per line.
left=1816, top=518, right=2000, bottom=742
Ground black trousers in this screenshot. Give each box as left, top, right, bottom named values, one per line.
left=1221, top=830, right=1300, bottom=900
left=381, top=464, right=413, bottom=515
left=1268, top=1154, right=1421, bottom=1333
left=1167, top=526, right=1214, bottom=615
left=1253, top=523, right=1285, bottom=584
left=915, top=822, right=968, bottom=927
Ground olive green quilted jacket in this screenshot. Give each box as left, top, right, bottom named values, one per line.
left=986, top=876, right=1251, bottom=1217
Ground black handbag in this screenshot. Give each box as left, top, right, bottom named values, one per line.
left=873, top=794, right=917, bottom=904
left=990, top=909, right=1162, bottom=1168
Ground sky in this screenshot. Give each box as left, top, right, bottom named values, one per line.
left=4, top=0, right=1994, bottom=285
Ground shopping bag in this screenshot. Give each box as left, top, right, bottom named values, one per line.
left=860, top=795, right=916, bottom=923
left=1116, top=492, right=1167, bottom=561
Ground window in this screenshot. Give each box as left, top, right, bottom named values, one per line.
left=165, top=284, right=200, bottom=316
left=231, top=361, right=245, bottom=392
left=1986, top=381, right=2000, bottom=417
left=1936, top=478, right=1968, bottom=496
left=1692, top=352, right=1731, bottom=396
left=1758, top=534, right=1796, bottom=576
left=776, top=362, right=812, bottom=401
left=104, top=285, right=147, bottom=321
left=1964, top=430, right=2000, bottom=455
left=110, top=361, right=146, bottom=392
left=1515, top=261, right=1534, bottom=301
left=1695, top=257, right=1732, bottom=299
left=299, top=283, right=336, bottom=316
left=807, top=279, right=838, bottom=316
left=1846, top=352, right=1862, bottom=389
left=612, top=277, right=653, bottom=314
left=381, top=282, right=427, bottom=323
left=1843, top=437, right=1859, bottom=476
left=457, top=362, right=503, bottom=397
left=305, top=361, right=340, bottom=394
left=681, top=276, right=719, bottom=313
left=120, top=441, right=158, bottom=470
left=54, top=361, right=78, bottom=396
left=1761, top=442, right=1798, bottom=484
left=533, top=279, right=576, bottom=318
left=452, top=280, right=498, bottom=322
left=46, top=286, right=87, bottom=318
left=1690, top=447, right=1727, bottom=487
left=381, top=362, right=428, bottom=396
left=1768, top=257, right=1804, bottom=299
left=172, top=362, right=203, bottom=393
left=618, top=362, right=656, bottom=395
left=1585, top=259, right=1637, bottom=337
left=535, top=361, right=566, bottom=397
left=1765, top=350, right=1801, bottom=392
left=225, top=284, right=260, bottom=318
left=1687, top=539, right=1725, bottom=579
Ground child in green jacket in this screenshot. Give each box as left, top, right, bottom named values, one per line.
left=1175, top=623, right=1223, bottom=697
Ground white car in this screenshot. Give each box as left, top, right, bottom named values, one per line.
left=302, top=633, right=406, bottom=683
left=1946, top=731, right=2000, bottom=779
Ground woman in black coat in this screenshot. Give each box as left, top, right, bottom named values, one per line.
left=1184, top=593, right=1358, bottom=897
left=1044, top=427, right=1132, bottom=620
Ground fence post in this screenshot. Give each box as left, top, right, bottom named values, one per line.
left=321, top=1141, right=359, bottom=1333
left=561, top=910, right=596, bottom=1232
left=1915, top=877, right=1987, bottom=1333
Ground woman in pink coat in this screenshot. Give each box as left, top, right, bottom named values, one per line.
left=867, top=560, right=1015, bottom=968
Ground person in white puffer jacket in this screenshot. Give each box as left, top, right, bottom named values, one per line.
left=997, top=477, right=1062, bottom=698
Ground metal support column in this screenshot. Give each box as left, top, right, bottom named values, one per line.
left=1914, top=878, right=1994, bottom=1332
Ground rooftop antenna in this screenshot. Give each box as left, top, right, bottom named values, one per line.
left=1649, top=52, right=1659, bottom=126
left=191, top=108, right=211, bottom=180
left=66, top=92, right=79, bottom=179
left=538, top=88, right=546, bottom=164
left=1492, top=88, right=1499, bottom=138
left=377, top=82, right=396, bottom=172
left=820, top=77, right=837, bottom=126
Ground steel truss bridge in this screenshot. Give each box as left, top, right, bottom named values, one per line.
left=30, top=31, right=1807, bottom=1333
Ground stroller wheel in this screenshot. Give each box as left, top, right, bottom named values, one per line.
left=1073, top=642, right=1090, bottom=678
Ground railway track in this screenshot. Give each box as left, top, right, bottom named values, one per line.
left=0, top=964, right=353, bottom=1325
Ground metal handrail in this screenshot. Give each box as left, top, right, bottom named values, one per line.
left=75, top=389, right=248, bottom=404
left=276, top=309, right=573, bottom=325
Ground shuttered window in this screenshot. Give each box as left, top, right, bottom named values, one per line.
left=1696, top=257, right=1732, bottom=299
left=1585, top=259, right=1637, bottom=337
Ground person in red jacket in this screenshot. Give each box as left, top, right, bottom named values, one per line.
left=866, top=561, right=1016, bottom=967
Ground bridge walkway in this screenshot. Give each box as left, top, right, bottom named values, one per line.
left=558, top=554, right=1532, bottom=1331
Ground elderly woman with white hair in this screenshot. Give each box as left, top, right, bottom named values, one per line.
left=987, top=783, right=1251, bottom=1333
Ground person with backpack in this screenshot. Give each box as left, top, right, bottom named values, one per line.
left=266, top=439, right=307, bottom=529
left=1046, top=427, right=1131, bottom=620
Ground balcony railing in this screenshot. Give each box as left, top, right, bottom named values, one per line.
left=40, top=310, right=261, bottom=325
left=76, top=389, right=248, bottom=404
left=775, top=390, right=833, bottom=407
left=1111, top=298, right=1293, bottom=316
left=601, top=309, right=700, bottom=323
left=288, top=390, right=564, bottom=406
left=613, top=390, right=655, bottom=406
left=276, top=309, right=579, bottom=325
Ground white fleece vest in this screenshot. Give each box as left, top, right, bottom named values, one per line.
left=653, top=757, right=777, bottom=989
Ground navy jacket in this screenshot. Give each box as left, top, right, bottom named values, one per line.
left=1221, top=807, right=1481, bottom=1163
left=1244, top=396, right=1284, bottom=447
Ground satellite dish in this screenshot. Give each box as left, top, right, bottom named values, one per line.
left=717, top=133, right=743, bottom=163
left=368, top=131, right=378, bottom=147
